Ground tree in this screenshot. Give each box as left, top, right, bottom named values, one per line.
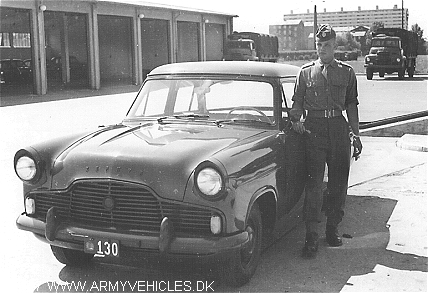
left=336, top=32, right=361, bottom=51
left=365, top=21, right=385, bottom=52
left=412, top=23, right=426, bottom=55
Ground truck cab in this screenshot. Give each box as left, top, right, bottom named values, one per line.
left=223, top=38, right=258, bottom=61
left=364, top=28, right=418, bottom=80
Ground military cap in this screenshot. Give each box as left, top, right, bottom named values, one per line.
left=316, top=24, right=336, bottom=41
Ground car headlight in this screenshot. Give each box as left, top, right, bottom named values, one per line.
left=194, top=163, right=226, bottom=201
left=365, top=57, right=370, bottom=62
left=15, top=155, right=37, bottom=181
left=197, top=168, right=222, bottom=195
left=396, top=58, right=401, bottom=62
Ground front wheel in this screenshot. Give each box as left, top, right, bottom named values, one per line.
left=221, top=202, right=262, bottom=287
left=408, top=67, right=415, bottom=78
left=51, top=245, right=94, bottom=266
left=366, top=69, right=373, bottom=80
left=398, top=69, right=405, bottom=79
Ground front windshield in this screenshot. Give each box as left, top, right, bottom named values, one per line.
left=372, top=39, right=399, bottom=47
left=127, top=78, right=276, bottom=124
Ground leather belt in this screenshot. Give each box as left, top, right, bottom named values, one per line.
left=307, top=109, right=342, bottom=118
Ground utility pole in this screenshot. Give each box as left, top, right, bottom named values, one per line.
left=401, top=0, right=404, bottom=29
left=314, top=4, right=317, bottom=50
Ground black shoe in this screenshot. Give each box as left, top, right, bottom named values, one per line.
left=326, top=226, right=343, bottom=247
left=302, top=232, right=319, bottom=258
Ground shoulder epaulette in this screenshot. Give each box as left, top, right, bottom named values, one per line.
left=301, top=61, right=315, bottom=69
left=337, top=60, right=352, bottom=68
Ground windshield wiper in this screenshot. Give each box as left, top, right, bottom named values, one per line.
left=157, top=113, right=209, bottom=123
left=215, top=118, right=272, bottom=127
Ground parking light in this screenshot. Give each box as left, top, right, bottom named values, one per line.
left=210, top=215, right=222, bottom=234
left=25, top=197, right=35, bottom=215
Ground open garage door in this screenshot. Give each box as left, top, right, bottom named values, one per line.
left=0, top=7, right=33, bottom=98
left=44, top=11, right=89, bottom=90
left=98, top=15, right=133, bottom=86
left=141, top=19, right=170, bottom=80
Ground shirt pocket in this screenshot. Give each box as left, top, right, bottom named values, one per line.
left=305, top=78, right=325, bottom=101
left=331, top=77, right=348, bottom=103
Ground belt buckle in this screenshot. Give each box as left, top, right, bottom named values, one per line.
left=324, top=109, right=333, bottom=118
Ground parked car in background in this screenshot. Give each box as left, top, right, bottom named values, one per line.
left=0, top=59, right=32, bottom=84
left=15, top=61, right=306, bottom=286
left=47, top=56, right=87, bottom=80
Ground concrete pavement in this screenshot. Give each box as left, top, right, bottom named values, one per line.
left=1, top=88, right=426, bottom=292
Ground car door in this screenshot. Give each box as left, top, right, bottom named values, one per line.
left=274, top=78, right=306, bottom=235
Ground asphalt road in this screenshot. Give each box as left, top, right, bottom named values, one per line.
left=0, top=75, right=426, bottom=292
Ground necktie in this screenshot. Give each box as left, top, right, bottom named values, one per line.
left=322, top=64, right=329, bottom=81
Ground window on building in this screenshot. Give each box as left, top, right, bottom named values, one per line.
left=0, top=32, right=11, bottom=47
left=12, top=33, right=31, bottom=47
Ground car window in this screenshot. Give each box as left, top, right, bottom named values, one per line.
left=128, top=79, right=275, bottom=123
left=281, top=78, right=295, bottom=109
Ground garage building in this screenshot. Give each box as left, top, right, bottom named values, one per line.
left=0, top=0, right=236, bottom=96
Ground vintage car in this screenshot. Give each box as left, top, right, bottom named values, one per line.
left=0, top=59, right=32, bottom=84
left=15, top=61, right=306, bottom=286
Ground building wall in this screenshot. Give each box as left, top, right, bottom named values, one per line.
left=284, top=7, right=409, bottom=29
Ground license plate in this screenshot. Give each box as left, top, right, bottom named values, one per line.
left=84, top=238, right=120, bottom=257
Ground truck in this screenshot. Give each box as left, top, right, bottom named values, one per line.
left=223, top=32, right=279, bottom=62
left=364, top=28, right=418, bottom=80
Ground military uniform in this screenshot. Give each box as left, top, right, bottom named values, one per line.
left=290, top=24, right=359, bottom=256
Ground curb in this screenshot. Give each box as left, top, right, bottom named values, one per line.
left=396, top=134, right=428, bottom=152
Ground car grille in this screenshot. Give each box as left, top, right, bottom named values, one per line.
left=31, top=180, right=213, bottom=235
left=377, top=52, right=390, bottom=65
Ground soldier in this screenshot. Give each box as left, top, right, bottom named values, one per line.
left=290, top=24, right=363, bottom=257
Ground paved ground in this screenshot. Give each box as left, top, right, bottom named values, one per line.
left=0, top=85, right=426, bottom=292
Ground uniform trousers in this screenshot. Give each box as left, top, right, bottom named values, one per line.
left=303, top=115, right=351, bottom=232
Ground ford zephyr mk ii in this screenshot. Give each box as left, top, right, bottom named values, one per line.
left=15, top=61, right=306, bottom=286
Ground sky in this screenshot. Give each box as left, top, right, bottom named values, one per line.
left=143, top=0, right=427, bottom=36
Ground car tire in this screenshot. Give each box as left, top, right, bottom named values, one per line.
left=221, top=202, right=262, bottom=287
left=51, top=245, right=94, bottom=266
left=398, top=69, right=405, bottom=79
left=366, top=69, right=373, bottom=80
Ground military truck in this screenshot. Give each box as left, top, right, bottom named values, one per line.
left=223, top=32, right=279, bottom=62
left=364, top=28, right=418, bottom=80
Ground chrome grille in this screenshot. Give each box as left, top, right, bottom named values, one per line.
left=32, top=180, right=213, bottom=235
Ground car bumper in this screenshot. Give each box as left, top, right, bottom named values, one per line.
left=364, top=64, right=403, bottom=70
left=16, top=213, right=248, bottom=261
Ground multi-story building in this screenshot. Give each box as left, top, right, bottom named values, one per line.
left=269, top=20, right=305, bottom=52
left=283, top=5, right=409, bottom=30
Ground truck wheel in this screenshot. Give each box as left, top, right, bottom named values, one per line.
left=408, top=68, right=414, bottom=78
left=366, top=69, right=373, bottom=80
left=51, top=245, right=94, bottom=266
left=221, top=202, right=262, bottom=287
left=398, top=69, right=405, bottom=79
left=379, top=71, right=385, bottom=78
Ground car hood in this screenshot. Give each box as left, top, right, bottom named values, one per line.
left=51, top=122, right=266, bottom=201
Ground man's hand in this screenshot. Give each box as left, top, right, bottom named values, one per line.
left=292, top=121, right=306, bottom=134
left=353, top=136, right=363, bottom=160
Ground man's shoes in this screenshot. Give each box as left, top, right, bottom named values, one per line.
left=302, top=232, right=319, bottom=258
left=326, top=225, right=343, bottom=247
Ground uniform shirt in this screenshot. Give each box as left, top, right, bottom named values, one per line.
left=290, top=59, right=358, bottom=122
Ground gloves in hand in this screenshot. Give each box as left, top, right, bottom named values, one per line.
left=352, top=136, right=363, bottom=160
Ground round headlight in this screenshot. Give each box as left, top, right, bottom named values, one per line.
left=365, top=57, right=370, bottom=62
left=196, top=167, right=223, bottom=197
left=396, top=58, right=401, bottom=62
left=15, top=156, right=37, bottom=181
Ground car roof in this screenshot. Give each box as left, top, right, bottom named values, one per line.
left=148, top=61, right=299, bottom=78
